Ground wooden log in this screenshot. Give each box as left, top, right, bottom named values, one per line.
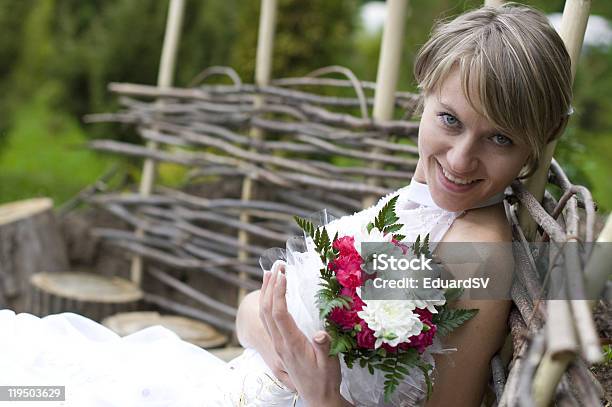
left=29, top=271, right=143, bottom=320
left=102, top=311, right=228, bottom=348
left=0, top=198, right=69, bottom=312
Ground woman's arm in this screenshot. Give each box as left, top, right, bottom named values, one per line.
left=426, top=298, right=511, bottom=406
left=427, top=206, right=514, bottom=406
left=235, top=290, right=266, bottom=349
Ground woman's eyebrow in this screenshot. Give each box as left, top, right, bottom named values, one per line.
left=439, top=102, right=459, bottom=117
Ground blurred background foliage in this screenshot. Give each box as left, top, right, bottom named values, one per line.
left=0, top=0, right=609, bottom=213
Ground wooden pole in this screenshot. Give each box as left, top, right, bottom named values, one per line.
left=585, top=215, right=612, bottom=299
left=518, top=0, right=590, bottom=240
left=130, top=0, right=186, bottom=286
left=512, top=0, right=591, bottom=406
left=363, top=0, right=408, bottom=208
left=484, top=0, right=505, bottom=6
left=530, top=4, right=592, bottom=404
left=237, top=0, right=278, bottom=303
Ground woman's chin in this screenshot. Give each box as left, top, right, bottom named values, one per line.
left=430, top=188, right=476, bottom=212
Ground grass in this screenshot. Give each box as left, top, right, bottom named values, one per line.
left=0, top=90, right=112, bottom=206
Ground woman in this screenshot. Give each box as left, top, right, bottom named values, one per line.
left=236, top=4, right=571, bottom=406
left=0, top=4, right=571, bottom=407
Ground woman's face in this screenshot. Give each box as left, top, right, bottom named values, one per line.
left=414, top=69, right=531, bottom=212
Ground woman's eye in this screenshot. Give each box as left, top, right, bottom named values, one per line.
left=491, top=134, right=513, bottom=146
left=438, top=113, right=460, bottom=128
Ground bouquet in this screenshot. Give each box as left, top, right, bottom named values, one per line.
left=294, top=196, right=478, bottom=402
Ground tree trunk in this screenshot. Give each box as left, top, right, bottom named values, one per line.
left=0, top=198, right=69, bottom=312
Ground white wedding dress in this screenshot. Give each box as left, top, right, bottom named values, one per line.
left=0, top=180, right=503, bottom=407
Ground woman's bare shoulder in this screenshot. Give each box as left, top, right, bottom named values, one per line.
left=443, top=203, right=512, bottom=243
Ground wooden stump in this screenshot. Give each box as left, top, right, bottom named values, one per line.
left=102, top=311, right=228, bottom=348
left=0, top=198, right=69, bottom=312
left=29, top=271, right=143, bottom=321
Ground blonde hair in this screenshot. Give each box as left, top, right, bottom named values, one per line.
left=414, top=3, right=572, bottom=178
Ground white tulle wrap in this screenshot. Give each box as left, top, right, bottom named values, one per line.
left=0, top=183, right=461, bottom=407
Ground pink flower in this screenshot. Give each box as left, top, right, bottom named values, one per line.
left=356, top=320, right=376, bottom=349
left=332, top=253, right=363, bottom=288
left=330, top=236, right=364, bottom=289
left=329, top=287, right=365, bottom=330
left=333, top=236, right=359, bottom=257
left=414, top=307, right=433, bottom=322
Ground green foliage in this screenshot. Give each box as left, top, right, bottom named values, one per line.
left=443, top=287, right=464, bottom=302
left=0, top=0, right=357, bottom=204
left=229, top=0, right=357, bottom=80
left=602, top=344, right=612, bottom=364
left=413, top=234, right=431, bottom=258
left=0, top=85, right=111, bottom=204
left=367, top=195, right=399, bottom=233
left=432, top=308, right=479, bottom=337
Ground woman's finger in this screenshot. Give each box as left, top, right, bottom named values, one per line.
left=272, top=272, right=303, bottom=350
left=274, top=368, right=296, bottom=392
left=263, top=269, right=286, bottom=354
left=259, top=272, right=273, bottom=337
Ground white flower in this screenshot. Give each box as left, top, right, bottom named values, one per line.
left=411, top=299, right=446, bottom=314
left=357, top=300, right=423, bottom=348
left=352, top=225, right=394, bottom=256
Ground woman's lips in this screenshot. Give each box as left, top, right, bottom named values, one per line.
left=435, top=160, right=482, bottom=193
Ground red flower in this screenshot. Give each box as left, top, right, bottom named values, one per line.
left=385, top=308, right=437, bottom=353
left=414, top=307, right=433, bottom=322
left=329, top=287, right=365, bottom=330
left=333, top=236, right=359, bottom=257
left=406, top=308, right=437, bottom=353
left=356, top=320, right=376, bottom=349
left=332, top=254, right=363, bottom=288
left=330, top=236, right=363, bottom=289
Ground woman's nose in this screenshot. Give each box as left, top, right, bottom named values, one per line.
left=446, top=138, right=478, bottom=175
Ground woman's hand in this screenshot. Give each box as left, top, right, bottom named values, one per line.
left=259, top=264, right=347, bottom=407
left=235, top=289, right=295, bottom=390
left=256, top=332, right=296, bottom=391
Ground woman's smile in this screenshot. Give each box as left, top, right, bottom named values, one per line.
left=435, top=159, right=483, bottom=194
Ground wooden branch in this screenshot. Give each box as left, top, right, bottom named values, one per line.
left=491, top=354, right=507, bottom=403
left=105, top=240, right=260, bottom=290
left=148, top=267, right=236, bottom=317
left=518, top=332, right=546, bottom=407
left=512, top=181, right=566, bottom=242
left=143, top=292, right=234, bottom=331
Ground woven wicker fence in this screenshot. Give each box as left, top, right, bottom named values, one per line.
left=84, top=67, right=604, bottom=406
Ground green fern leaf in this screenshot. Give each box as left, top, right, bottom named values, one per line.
left=433, top=308, right=479, bottom=336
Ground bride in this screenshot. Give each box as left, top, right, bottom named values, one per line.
left=0, top=4, right=572, bottom=407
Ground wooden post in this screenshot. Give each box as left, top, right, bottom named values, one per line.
left=518, top=0, right=590, bottom=240
left=585, top=215, right=612, bottom=299
left=529, top=3, right=592, bottom=405
left=363, top=0, right=408, bottom=208
left=484, top=0, right=505, bottom=6
left=237, top=0, right=278, bottom=303
left=130, top=0, right=186, bottom=286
